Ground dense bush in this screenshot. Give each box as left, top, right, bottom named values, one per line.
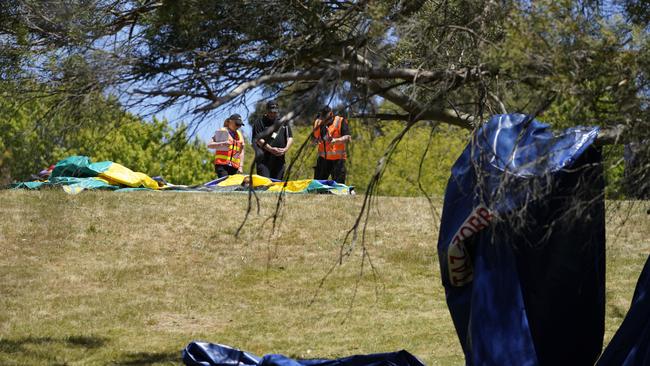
left=0, top=84, right=214, bottom=185
left=276, top=121, right=469, bottom=197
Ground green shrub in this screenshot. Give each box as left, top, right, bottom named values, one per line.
left=283, top=121, right=469, bottom=196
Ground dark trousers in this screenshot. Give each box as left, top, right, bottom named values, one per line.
left=314, top=157, right=346, bottom=184
left=215, top=164, right=238, bottom=178
left=256, top=156, right=285, bottom=180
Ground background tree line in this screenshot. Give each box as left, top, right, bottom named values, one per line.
left=0, top=80, right=215, bottom=186
left=1, top=78, right=469, bottom=197
left=0, top=0, right=648, bottom=196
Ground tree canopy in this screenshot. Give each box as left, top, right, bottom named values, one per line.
left=2, top=1, right=647, bottom=129
left=1, top=0, right=648, bottom=192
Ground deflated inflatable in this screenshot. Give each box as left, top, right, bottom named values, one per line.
left=13, top=155, right=159, bottom=194
left=437, top=114, right=605, bottom=365
left=181, top=342, right=426, bottom=366
left=597, top=255, right=650, bottom=365
left=11, top=156, right=353, bottom=195
left=205, top=174, right=352, bottom=194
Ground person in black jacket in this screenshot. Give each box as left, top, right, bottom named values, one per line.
left=251, top=100, right=294, bottom=180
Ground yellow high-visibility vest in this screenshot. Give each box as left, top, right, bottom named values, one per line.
left=214, top=128, right=244, bottom=169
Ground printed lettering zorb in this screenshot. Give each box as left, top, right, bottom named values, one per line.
left=447, top=205, right=493, bottom=286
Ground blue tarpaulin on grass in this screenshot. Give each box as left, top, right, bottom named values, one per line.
left=182, top=342, right=426, bottom=366
left=437, top=114, right=605, bottom=365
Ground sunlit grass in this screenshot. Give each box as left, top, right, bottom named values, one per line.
left=0, top=191, right=647, bottom=365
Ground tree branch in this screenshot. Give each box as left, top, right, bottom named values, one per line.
left=192, top=63, right=487, bottom=114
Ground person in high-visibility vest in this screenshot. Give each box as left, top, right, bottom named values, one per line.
left=312, top=106, right=351, bottom=184
left=208, top=114, right=246, bottom=177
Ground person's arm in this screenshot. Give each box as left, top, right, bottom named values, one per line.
left=208, top=129, right=231, bottom=149
left=284, top=137, right=294, bottom=152
left=332, top=135, right=351, bottom=143
left=253, top=120, right=280, bottom=154
left=332, top=118, right=351, bottom=143
left=207, top=140, right=229, bottom=149
left=280, top=126, right=294, bottom=154
left=238, top=145, right=245, bottom=173
left=252, top=120, right=265, bottom=148
left=256, top=138, right=271, bottom=151
left=257, top=138, right=282, bottom=155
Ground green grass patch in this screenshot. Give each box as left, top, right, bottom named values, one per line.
left=0, top=191, right=648, bottom=365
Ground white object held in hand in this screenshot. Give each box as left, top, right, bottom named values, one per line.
left=213, top=130, right=230, bottom=151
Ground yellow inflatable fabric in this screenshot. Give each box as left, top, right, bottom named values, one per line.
left=266, top=179, right=312, bottom=193
left=217, top=174, right=273, bottom=188
left=98, top=163, right=160, bottom=190
left=217, top=174, right=313, bottom=193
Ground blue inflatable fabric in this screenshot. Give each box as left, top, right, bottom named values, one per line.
left=182, top=342, right=261, bottom=366
left=182, top=342, right=426, bottom=366
left=597, top=255, right=650, bottom=365
left=437, top=114, right=605, bottom=365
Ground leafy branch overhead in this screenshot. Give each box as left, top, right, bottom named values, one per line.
left=1, top=0, right=648, bottom=142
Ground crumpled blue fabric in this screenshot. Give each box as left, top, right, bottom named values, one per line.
left=182, top=342, right=261, bottom=366
left=437, top=114, right=605, bottom=365
left=597, top=255, right=650, bottom=365
left=182, top=342, right=426, bottom=366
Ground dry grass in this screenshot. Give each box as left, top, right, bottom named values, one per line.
left=0, top=191, right=648, bottom=365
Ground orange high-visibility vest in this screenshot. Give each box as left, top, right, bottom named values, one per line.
left=214, top=128, right=244, bottom=169
left=313, top=116, right=347, bottom=160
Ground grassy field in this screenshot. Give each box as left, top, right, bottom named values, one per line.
left=0, top=191, right=648, bottom=365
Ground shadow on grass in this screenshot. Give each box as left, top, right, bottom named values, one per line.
left=110, top=350, right=180, bottom=365
left=0, top=335, right=107, bottom=354
left=0, top=336, right=180, bottom=365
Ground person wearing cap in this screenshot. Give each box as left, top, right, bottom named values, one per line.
left=312, top=106, right=351, bottom=184
left=251, top=100, right=294, bottom=180
left=208, top=114, right=246, bottom=177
